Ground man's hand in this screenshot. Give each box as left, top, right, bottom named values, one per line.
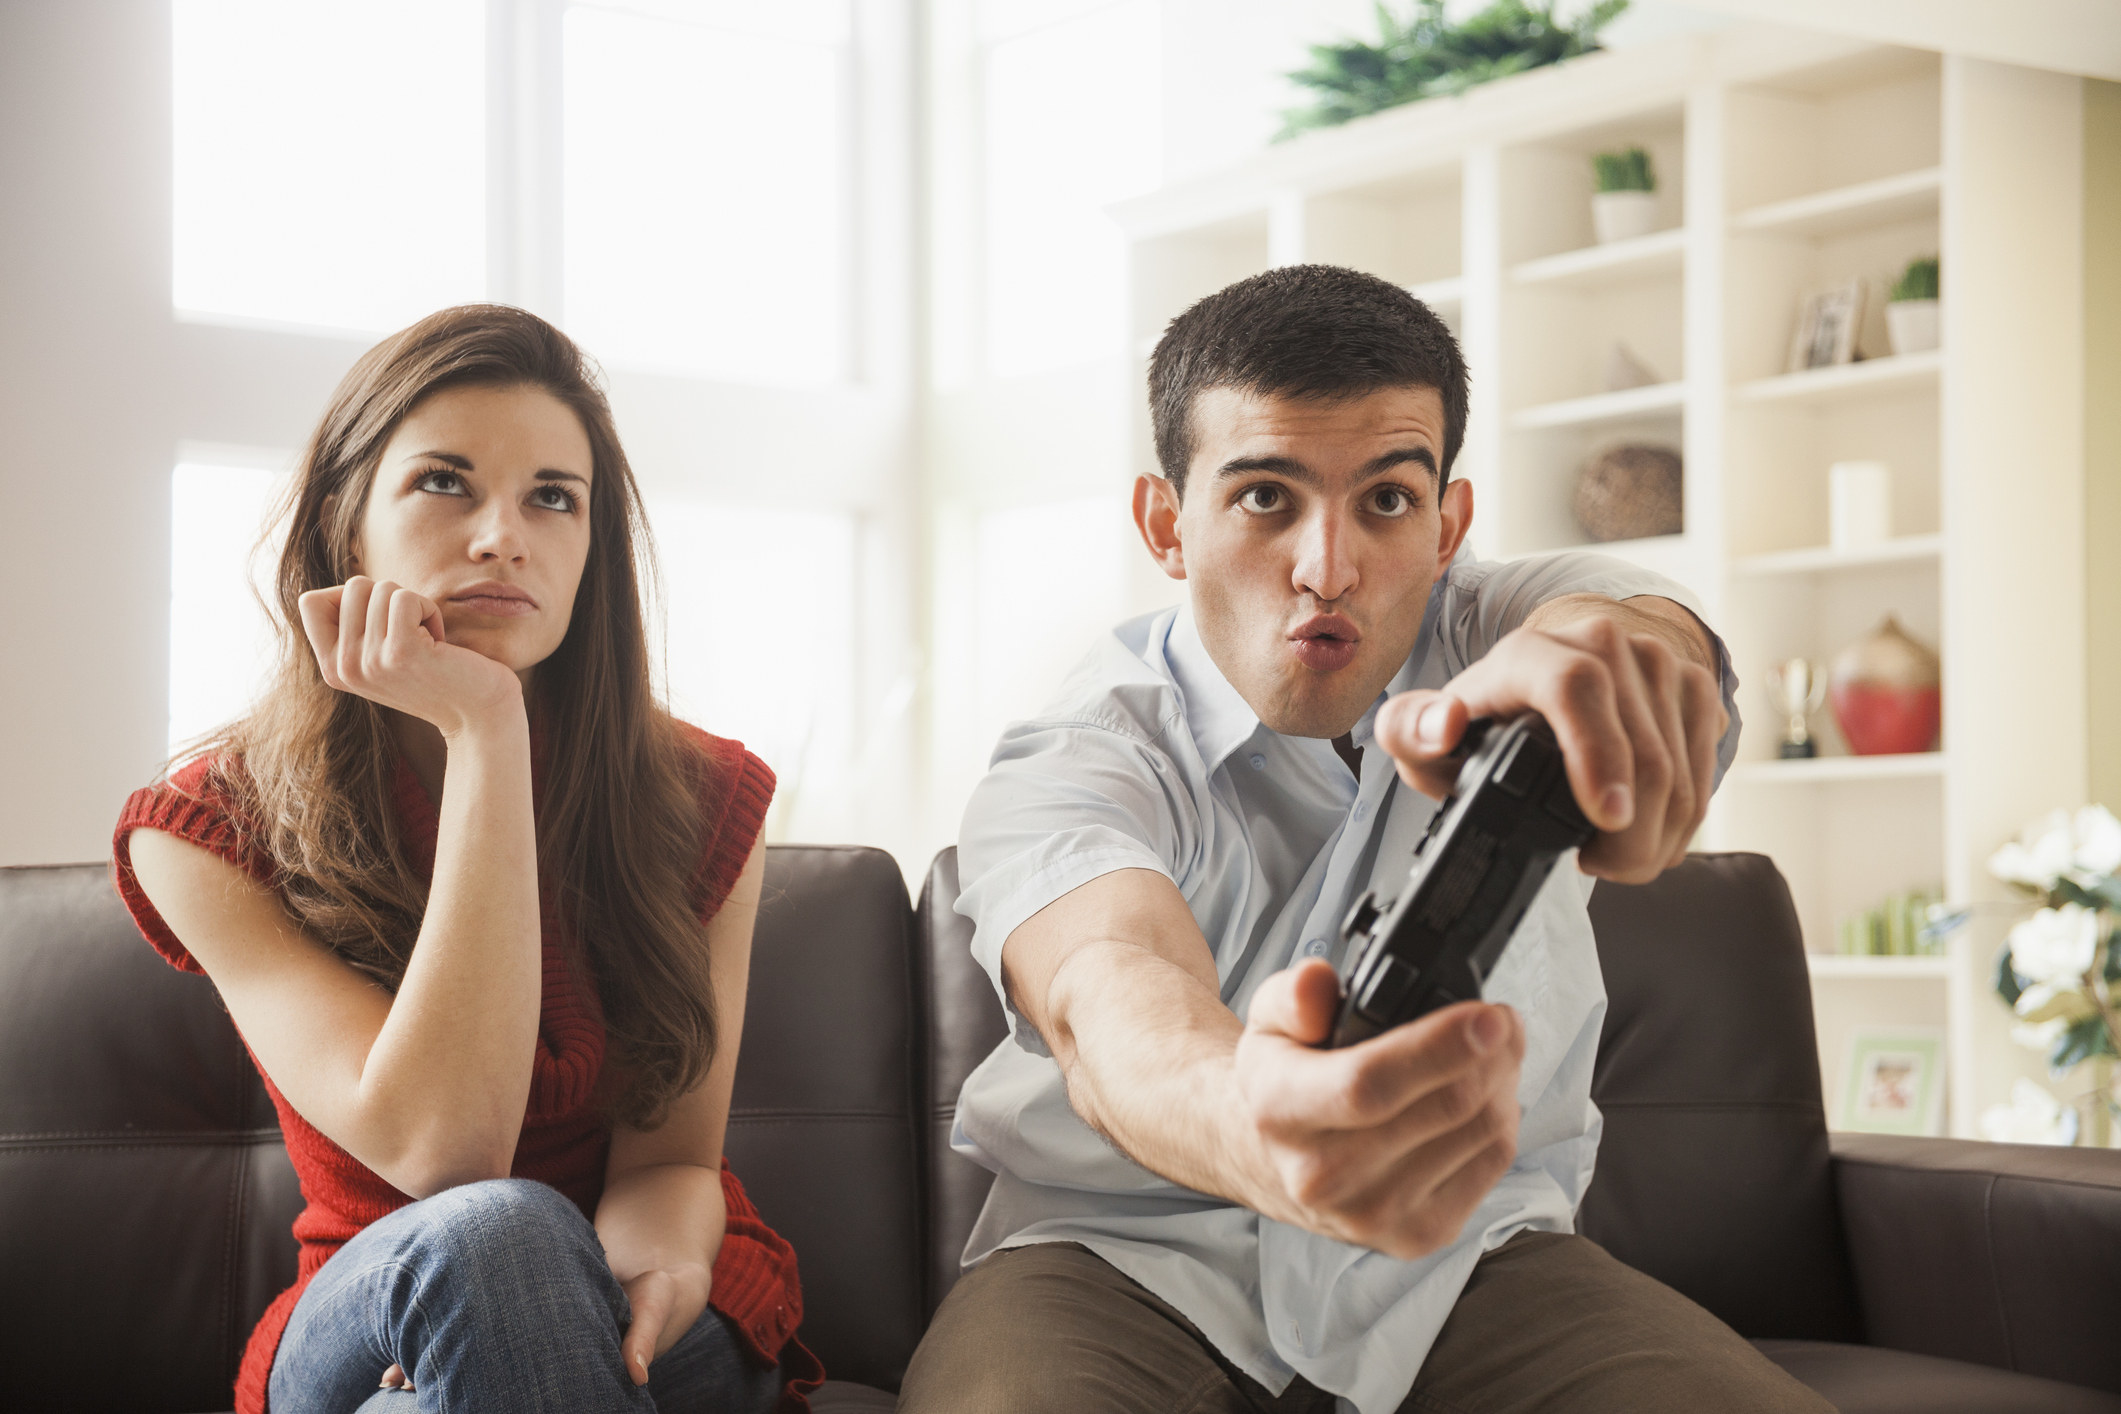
left=1374, top=596, right=1727, bottom=883
left=1233, top=960, right=1523, bottom=1259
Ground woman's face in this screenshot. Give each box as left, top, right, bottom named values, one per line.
left=351, top=383, right=595, bottom=682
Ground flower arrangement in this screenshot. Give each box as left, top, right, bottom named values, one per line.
left=1983, top=805, right=2121, bottom=1145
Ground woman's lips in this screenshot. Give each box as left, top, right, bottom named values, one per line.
left=1289, top=614, right=1361, bottom=672
left=448, top=583, right=537, bottom=618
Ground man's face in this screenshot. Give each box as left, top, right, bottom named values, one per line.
left=1136, top=384, right=1471, bottom=739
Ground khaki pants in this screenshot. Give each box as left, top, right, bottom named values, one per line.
left=897, top=1232, right=1833, bottom=1414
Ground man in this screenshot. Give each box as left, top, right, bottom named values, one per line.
left=899, top=266, right=1826, bottom=1413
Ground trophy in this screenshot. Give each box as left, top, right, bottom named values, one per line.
left=1765, top=659, right=1827, bottom=759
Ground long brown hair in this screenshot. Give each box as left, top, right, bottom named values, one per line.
left=208, top=304, right=719, bottom=1128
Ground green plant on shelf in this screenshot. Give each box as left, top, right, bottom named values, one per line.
left=1592, top=145, right=1654, bottom=193
left=1889, top=255, right=1940, bottom=303
left=1278, top=0, right=1629, bottom=140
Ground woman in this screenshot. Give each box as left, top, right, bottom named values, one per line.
left=113, top=306, right=820, bottom=1413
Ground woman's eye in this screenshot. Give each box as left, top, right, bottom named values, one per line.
left=1369, top=486, right=1413, bottom=517
left=532, top=485, right=580, bottom=513
left=413, top=469, right=467, bottom=496
left=1237, top=485, right=1286, bottom=513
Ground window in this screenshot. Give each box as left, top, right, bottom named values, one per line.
left=167, top=461, right=285, bottom=753
left=563, top=2, right=853, bottom=383
left=650, top=501, right=860, bottom=840
left=171, top=0, right=487, bottom=333
left=981, top=0, right=1162, bottom=377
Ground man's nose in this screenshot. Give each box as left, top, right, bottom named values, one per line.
left=1292, top=506, right=1358, bottom=602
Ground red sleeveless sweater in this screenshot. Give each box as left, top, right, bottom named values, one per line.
left=111, top=725, right=821, bottom=1414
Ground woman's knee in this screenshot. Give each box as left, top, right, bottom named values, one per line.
left=383, top=1178, right=604, bottom=1280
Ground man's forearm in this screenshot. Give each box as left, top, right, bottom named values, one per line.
left=1524, top=593, right=1717, bottom=674
left=1042, top=937, right=1263, bottom=1207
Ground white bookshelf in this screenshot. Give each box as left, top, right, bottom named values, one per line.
left=1114, top=27, right=2093, bottom=1138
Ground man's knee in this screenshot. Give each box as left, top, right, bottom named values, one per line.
left=900, top=1244, right=1245, bottom=1414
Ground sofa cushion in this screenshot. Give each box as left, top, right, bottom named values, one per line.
left=1581, top=853, right=1863, bottom=1343
left=1755, top=1340, right=2121, bottom=1414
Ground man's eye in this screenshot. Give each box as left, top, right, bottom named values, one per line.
left=1370, top=487, right=1413, bottom=517
left=1237, top=485, right=1285, bottom=513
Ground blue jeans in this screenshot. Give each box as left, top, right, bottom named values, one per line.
left=268, top=1177, right=787, bottom=1414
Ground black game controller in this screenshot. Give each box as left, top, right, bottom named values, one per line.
left=1330, top=714, right=1594, bottom=1048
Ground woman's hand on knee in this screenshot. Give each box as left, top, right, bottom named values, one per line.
left=619, top=1264, right=711, bottom=1385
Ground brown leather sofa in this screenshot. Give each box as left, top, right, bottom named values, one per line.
left=4, top=848, right=2119, bottom=1413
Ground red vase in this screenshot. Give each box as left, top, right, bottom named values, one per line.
left=1829, top=615, right=1941, bottom=755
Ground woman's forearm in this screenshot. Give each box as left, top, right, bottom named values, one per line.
left=358, top=711, right=544, bottom=1192
left=597, top=1161, right=726, bottom=1292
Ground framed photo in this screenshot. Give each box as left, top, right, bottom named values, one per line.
left=1838, top=1027, right=1945, bottom=1136
left=1787, top=279, right=1866, bottom=373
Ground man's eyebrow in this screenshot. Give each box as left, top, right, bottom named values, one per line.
left=1215, top=455, right=1320, bottom=485
left=1363, top=446, right=1439, bottom=480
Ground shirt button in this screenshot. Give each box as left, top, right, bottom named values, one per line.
left=1248, top=753, right=1266, bottom=770
left=1352, top=802, right=1368, bottom=821
left=1304, top=938, right=1327, bottom=957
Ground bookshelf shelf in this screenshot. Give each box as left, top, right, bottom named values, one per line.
left=1732, top=166, right=1942, bottom=237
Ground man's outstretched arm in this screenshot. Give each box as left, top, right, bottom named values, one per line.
left=1002, top=866, right=1525, bottom=1261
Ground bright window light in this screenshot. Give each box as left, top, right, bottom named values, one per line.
left=649, top=502, right=859, bottom=838
left=983, top=1, right=1162, bottom=377
left=171, top=0, right=487, bottom=334
left=168, top=463, right=287, bottom=754
left=973, top=497, right=1128, bottom=731
left=563, top=3, right=851, bottom=385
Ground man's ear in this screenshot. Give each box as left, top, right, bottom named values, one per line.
left=1132, top=473, right=1187, bottom=582
left=1432, top=476, right=1473, bottom=579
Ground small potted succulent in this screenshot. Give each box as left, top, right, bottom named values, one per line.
left=1591, top=146, right=1657, bottom=244
left=1885, top=255, right=1940, bottom=356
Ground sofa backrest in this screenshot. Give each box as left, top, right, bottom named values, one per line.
left=0, top=845, right=1860, bottom=1411
left=1580, top=851, right=1862, bottom=1342
left=0, top=861, right=301, bottom=1414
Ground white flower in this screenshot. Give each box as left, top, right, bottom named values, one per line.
left=1979, top=1078, right=2079, bottom=1145
left=2074, top=804, right=2121, bottom=877
left=1990, top=810, right=2078, bottom=890
left=2007, top=904, right=2100, bottom=989
left=2011, top=1016, right=2069, bottom=1051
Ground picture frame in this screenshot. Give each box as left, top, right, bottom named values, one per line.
left=1786, top=279, right=1866, bottom=373
left=1838, top=1027, right=1946, bottom=1136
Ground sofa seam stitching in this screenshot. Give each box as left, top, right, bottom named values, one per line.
left=1981, top=1172, right=2015, bottom=1370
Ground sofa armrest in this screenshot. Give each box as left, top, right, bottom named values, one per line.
left=1830, top=1131, right=2121, bottom=1396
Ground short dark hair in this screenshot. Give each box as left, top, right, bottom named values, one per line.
left=1148, top=264, right=1469, bottom=499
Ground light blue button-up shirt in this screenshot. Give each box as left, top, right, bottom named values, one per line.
left=949, top=550, right=1741, bottom=1414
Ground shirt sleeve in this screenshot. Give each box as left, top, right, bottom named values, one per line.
left=110, top=756, right=275, bottom=976
left=953, top=716, right=1198, bottom=1053
left=1436, top=550, right=1744, bottom=788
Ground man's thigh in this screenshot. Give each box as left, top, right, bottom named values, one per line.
left=1405, top=1231, right=1834, bottom=1414
left=897, top=1242, right=1270, bottom=1414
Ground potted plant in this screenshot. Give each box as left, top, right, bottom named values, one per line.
left=1591, top=146, right=1657, bottom=244
left=1885, top=255, right=1940, bottom=355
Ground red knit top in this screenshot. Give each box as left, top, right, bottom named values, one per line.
left=110, top=725, right=821, bottom=1414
